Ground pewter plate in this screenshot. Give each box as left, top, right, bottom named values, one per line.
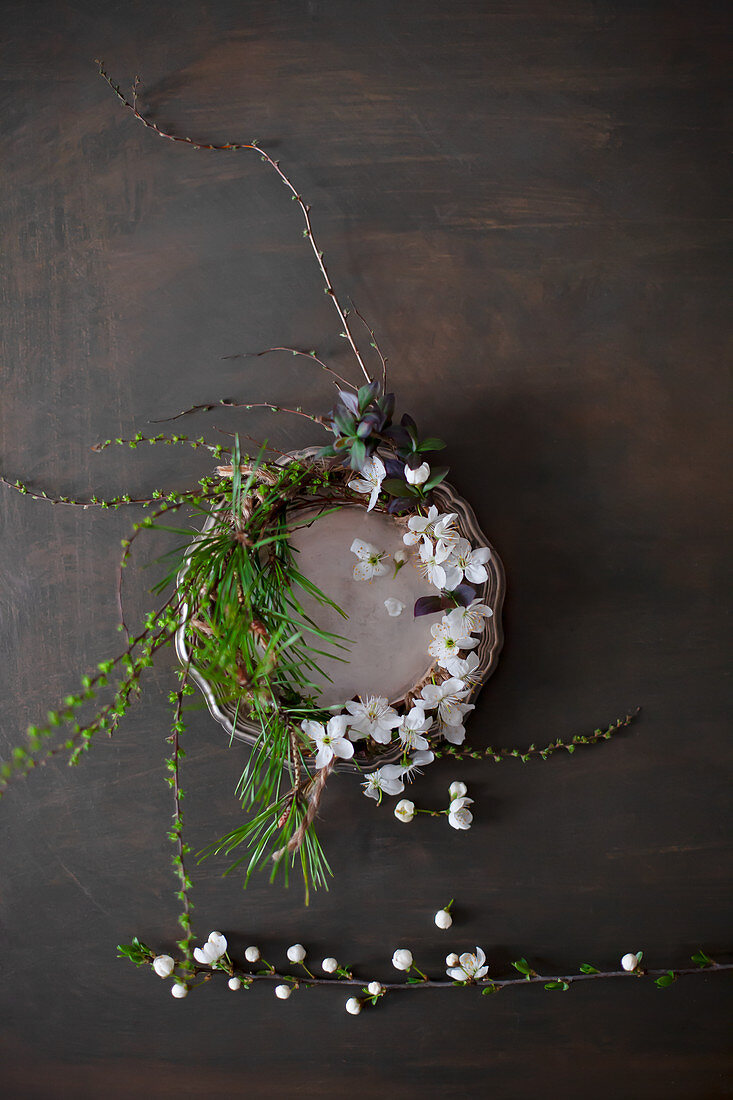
left=176, top=448, right=505, bottom=770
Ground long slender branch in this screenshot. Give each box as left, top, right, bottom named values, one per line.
left=435, top=710, right=641, bottom=763
left=167, top=669, right=194, bottom=970
left=348, top=301, right=388, bottom=393
left=221, top=347, right=356, bottom=392
left=96, top=63, right=373, bottom=386
left=188, top=960, right=733, bottom=992
left=0, top=474, right=168, bottom=509
left=149, top=398, right=327, bottom=427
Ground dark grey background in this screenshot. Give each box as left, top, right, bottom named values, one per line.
left=1, top=1, right=731, bottom=1097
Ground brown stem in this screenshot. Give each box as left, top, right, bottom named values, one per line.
left=149, top=398, right=327, bottom=428
left=96, top=63, right=373, bottom=386
left=435, top=709, right=641, bottom=763
left=221, top=347, right=356, bottom=392
left=184, top=960, right=733, bottom=992
left=286, top=758, right=334, bottom=854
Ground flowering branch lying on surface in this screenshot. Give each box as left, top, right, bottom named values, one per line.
left=120, top=932, right=732, bottom=1008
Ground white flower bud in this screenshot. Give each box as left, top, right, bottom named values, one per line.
left=405, top=461, right=430, bottom=486
left=228, top=977, right=242, bottom=991
left=287, top=943, right=306, bottom=963
left=322, top=957, right=339, bottom=973
left=446, top=953, right=459, bottom=967
left=449, top=780, right=467, bottom=800
left=394, top=798, right=415, bottom=822
left=392, top=948, right=413, bottom=971
left=434, top=909, right=453, bottom=930
left=367, top=981, right=383, bottom=996
left=244, top=946, right=260, bottom=962
left=393, top=549, right=408, bottom=565
left=345, top=997, right=362, bottom=1015
left=621, top=952, right=640, bottom=972
left=275, top=984, right=292, bottom=999
left=170, top=983, right=188, bottom=999
left=207, top=931, right=227, bottom=956
left=384, top=597, right=406, bottom=617
left=152, top=954, right=175, bottom=978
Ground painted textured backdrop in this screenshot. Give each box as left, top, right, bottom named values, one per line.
left=1, top=2, right=731, bottom=1097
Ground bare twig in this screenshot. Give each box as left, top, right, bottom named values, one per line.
left=96, top=63, right=373, bottom=386
left=221, top=347, right=356, bottom=392
left=149, top=398, right=327, bottom=428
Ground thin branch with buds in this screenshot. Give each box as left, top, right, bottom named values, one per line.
left=221, top=347, right=357, bottom=392
left=96, top=62, right=374, bottom=387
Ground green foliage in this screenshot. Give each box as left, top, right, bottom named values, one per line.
left=579, top=963, right=600, bottom=974
left=511, top=957, right=535, bottom=980
left=655, top=970, right=677, bottom=989
left=691, top=949, right=715, bottom=968
left=117, top=937, right=154, bottom=966
left=544, top=979, right=570, bottom=991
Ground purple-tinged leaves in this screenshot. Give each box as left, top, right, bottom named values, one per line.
left=387, top=496, right=414, bottom=514
left=382, top=456, right=405, bottom=478
left=450, top=583, right=478, bottom=607
left=413, top=595, right=452, bottom=618
left=338, top=390, right=360, bottom=416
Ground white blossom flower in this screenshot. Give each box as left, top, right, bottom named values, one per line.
left=244, top=946, right=260, bottom=963
left=384, top=597, right=405, bottom=617
left=449, top=781, right=468, bottom=800
left=345, top=696, right=401, bottom=743
left=448, top=538, right=492, bottom=585
left=275, top=984, right=292, bottom=1000
left=438, top=716, right=467, bottom=745
left=322, top=957, right=338, bottom=974
left=287, top=944, right=307, bottom=964
left=446, top=947, right=488, bottom=982
left=432, top=512, right=460, bottom=554
left=403, top=505, right=439, bottom=545
left=345, top=997, right=362, bottom=1015
left=228, top=977, right=242, bottom=990
left=171, top=983, right=188, bottom=998
left=208, top=931, right=227, bottom=955
left=392, top=948, right=413, bottom=971
left=348, top=456, right=386, bottom=512
left=404, top=461, right=430, bottom=486
left=419, top=678, right=471, bottom=725
left=621, top=952, right=642, bottom=972
left=444, top=600, right=493, bottom=636
left=367, top=981, right=383, bottom=996
left=152, top=954, right=175, bottom=978
left=193, top=932, right=228, bottom=966
left=418, top=538, right=462, bottom=591
left=350, top=538, right=389, bottom=581
left=301, top=714, right=355, bottom=768
left=434, top=909, right=453, bottom=929
left=446, top=953, right=459, bottom=967
left=400, top=749, right=435, bottom=783
left=362, top=764, right=405, bottom=801
left=428, top=617, right=480, bottom=666
left=443, top=650, right=481, bottom=683
left=398, top=706, right=432, bottom=751
left=394, top=798, right=416, bottom=822
left=448, top=795, right=474, bottom=830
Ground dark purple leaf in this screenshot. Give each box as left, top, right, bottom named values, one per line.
left=450, top=583, right=478, bottom=607
left=413, top=595, right=450, bottom=618
left=338, top=390, right=360, bottom=416
left=387, top=496, right=414, bottom=514
left=382, top=456, right=404, bottom=478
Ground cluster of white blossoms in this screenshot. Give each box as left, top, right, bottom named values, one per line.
left=301, top=484, right=495, bottom=808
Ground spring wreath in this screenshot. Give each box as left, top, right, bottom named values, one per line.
left=0, top=65, right=728, bottom=1007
